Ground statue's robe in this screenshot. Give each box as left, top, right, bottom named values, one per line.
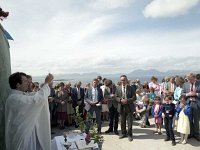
left=0, top=23, right=11, bottom=150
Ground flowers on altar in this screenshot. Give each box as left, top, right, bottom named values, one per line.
left=85, top=124, right=104, bottom=144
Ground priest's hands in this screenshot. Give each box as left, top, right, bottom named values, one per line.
left=45, top=73, right=54, bottom=85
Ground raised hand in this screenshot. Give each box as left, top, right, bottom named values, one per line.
left=45, top=73, right=54, bottom=85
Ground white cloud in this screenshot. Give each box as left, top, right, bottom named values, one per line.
left=89, top=0, right=134, bottom=10
left=10, top=27, right=200, bottom=75
left=8, top=22, right=200, bottom=76
left=7, top=7, right=119, bottom=61
left=2, top=0, right=200, bottom=76
left=143, top=0, right=200, bottom=18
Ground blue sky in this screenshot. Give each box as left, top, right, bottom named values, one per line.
left=1, top=0, right=200, bottom=76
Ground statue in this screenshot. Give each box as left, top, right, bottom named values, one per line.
left=0, top=7, right=11, bottom=150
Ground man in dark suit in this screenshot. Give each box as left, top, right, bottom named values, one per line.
left=71, top=81, right=85, bottom=114
left=181, top=73, right=200, bottom=141
left=104, top=79, right=119, bottom=135
left=71, top=81, right=85, bottom=127
left=48, top=82, right=57, bottom=133
left=116, top=75, right=136, bottom=141
left=85, top=79, right=103, bottom=134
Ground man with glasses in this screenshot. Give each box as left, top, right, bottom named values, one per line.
left=181, top=73, right=200, bottom=141
left=116, top=75, right=136, bottom=141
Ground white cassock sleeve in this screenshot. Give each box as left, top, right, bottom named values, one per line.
left=5, top=84, right=51, bottom=150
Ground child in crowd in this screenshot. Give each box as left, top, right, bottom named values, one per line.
left=176, top=95, right=191, bottom=144
left=148, top=87, right=156, bottom=101
left=136, top=89, right=142, bottom=101
left=135, top=95, right=145, bottom=120
left=162, top=95, right=176, bottom=146
left=136, top=96, right=150, bottom=128
left=151, top=96, right=162, bottom=134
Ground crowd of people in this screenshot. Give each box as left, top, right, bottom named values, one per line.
left=4, top=72, right=200, bottom=149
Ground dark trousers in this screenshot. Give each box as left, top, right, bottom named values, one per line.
left=77, top=103, right=84, bottom=116
left=189, top=101, right=199, bottom=137
left=85, top=106, right=102, bottom=133
left=108, top=105, right=119, bottom=131
left=164, top=117, right=175, bottom=140
left=121, top=105, right=133, bottom=136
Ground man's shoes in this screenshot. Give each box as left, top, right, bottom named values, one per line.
left=114, top=130, right=119, bottom=135
left=188, top=135, right=193, bottom=139
left=194, top=136, right=200, bottom=141
left=75, top=124, right=79, bottom=128
left=119, top=134, right=127, bottom=139
left=105, top=129, right=113, bottom=134
left=140, top=124, right=146, bottom=128
left=164, top=137, right=170, bottom=141
left=146, top=122, right=150, bottom=127
left=128, top=136, right=133, bottom=141
left=153, top=131, right=158, bottom=134
left=172, top=140, right=176, bottom=146
left=59, top=126, right=65, bottom=130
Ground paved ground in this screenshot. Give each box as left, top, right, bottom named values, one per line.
left=51, top=118, right=200, bottom=150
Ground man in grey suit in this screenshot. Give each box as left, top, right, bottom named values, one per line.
left=116, top=75, right=136, bottom=141
left=104, top=79, right=119, bottom=135
left=181, top=73, right=200, bottom=141
left=85, top=79, right=103, bottom=134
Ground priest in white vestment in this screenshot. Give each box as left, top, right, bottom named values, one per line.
left=5, top=72, right=53, bottom=150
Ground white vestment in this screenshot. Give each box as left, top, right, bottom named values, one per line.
left=5, top=84, right=51, bottom=150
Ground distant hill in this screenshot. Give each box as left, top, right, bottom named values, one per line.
left=128, top=69, right=162, bottom=76
left=127, top=69, right=198, bottom=77
left=33, top=69, right=198, bottom=83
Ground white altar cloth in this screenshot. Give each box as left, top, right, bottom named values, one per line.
left=51, top=133, right=98, bottom=150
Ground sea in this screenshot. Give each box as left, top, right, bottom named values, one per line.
left=33, top=75, right=165, bottom=87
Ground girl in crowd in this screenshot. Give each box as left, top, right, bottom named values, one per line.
left=151, top=96, right=162, bottom=134
left=176, top=95, right=191, bottom=144
left=173, top=76, right=185, bottom=103
left=149, top=76, right=160, bottom=96
left=148, top=87, right=156, bottom=101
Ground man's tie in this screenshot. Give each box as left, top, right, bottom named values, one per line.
left=110, top=87, right=113, bottom=94
left=190, top=83, right=195, bottom=101
left=191, top=83, right=194, bottom=92
left=123, top=86, right=126, bottom=99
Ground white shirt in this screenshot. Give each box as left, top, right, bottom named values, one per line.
left=76, top=87, right=81, bottom=99
left=121, top=85, right=127, bottom=99
left=92, top=87, right=98, bottom=102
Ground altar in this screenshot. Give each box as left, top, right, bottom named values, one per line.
left=51, top=132, right=99, bottom=150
